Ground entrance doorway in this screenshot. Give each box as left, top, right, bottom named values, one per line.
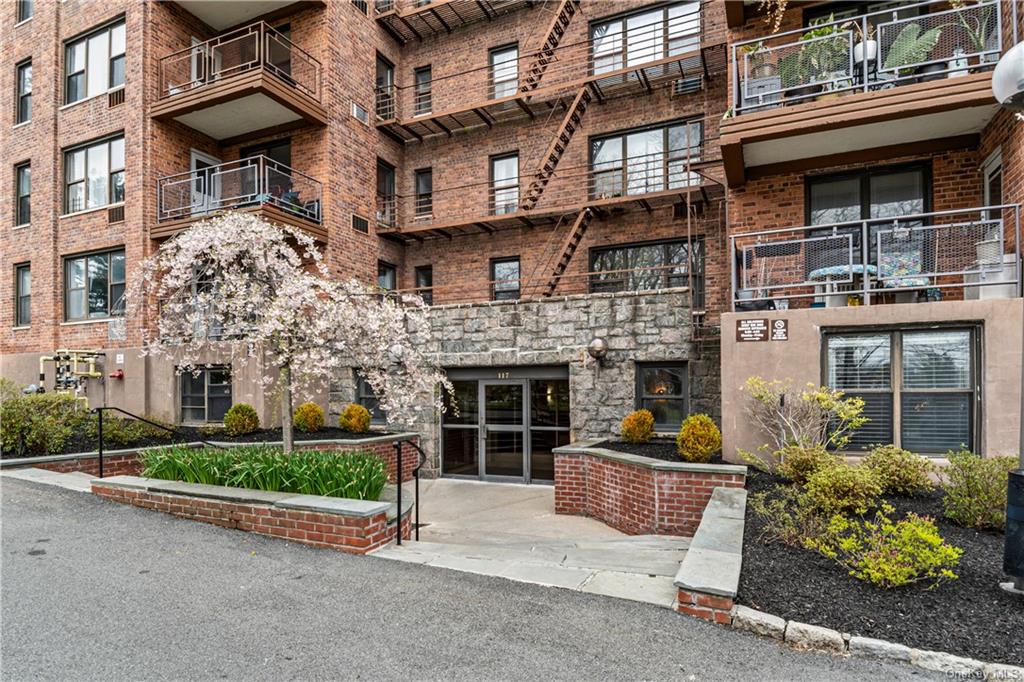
left=441, top=368, right=570, bottom=484
left=190, top=149, right=221, bottom=217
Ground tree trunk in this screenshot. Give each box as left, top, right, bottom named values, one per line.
left=281, top=364, right=294, bottom=454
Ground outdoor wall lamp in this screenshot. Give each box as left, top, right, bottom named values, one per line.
left=587, top=337, right=608, bottom=367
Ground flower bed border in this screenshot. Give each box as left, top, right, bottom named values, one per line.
left=91, top=475, right=412, bottom=554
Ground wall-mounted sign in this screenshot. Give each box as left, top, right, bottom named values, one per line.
left=770, top=319, right=789, bottom=341
left=736, top=318, right=788, bottom=342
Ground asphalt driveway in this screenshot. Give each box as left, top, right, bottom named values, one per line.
left=0, top=478, right=942, bottom=681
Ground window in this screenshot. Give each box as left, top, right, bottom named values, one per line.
left=414, top=265, right=433, bottom=304
left=65, top=20, right=126, bottom=105
left=377, top=159, right=396, bottom=227
left=64, top=135, right=124, bottom=213
left=377, top=260, right=396, bottom=290
left=636, top=363, right=688, bottom=430
left=14, top=264, right=30, bottom=326
left=590, top=238, right=705, bottom=306
left=15, top=162, right=30, bottom=226
left=491, top=257, right=520, bottom=301
left=351, top=101, right=369, bottom=125
left=351, top=0, right=368, bottom=14
left=180, top=367, right=232, bottom=423
left=490, top=153, right=519, bottom=215
left=413, top=65, right=431, bottom=116
left=17, top=0, right=32, bottom=23
left=824, top=328, right=977, bottom=454
left=375, top=54, right=394, bottom=119
left=983, top=150, right=1002, bottom=221
left=590, top=2, right=699, bottom=75
left=356, top=375, right=386, bottom=424
left=16, top=60, right=31, bottom=124
left=590, top=119, right=702, bottom=198
left=63, top=249, right=125, bottom=321
left=489, top=44, right=518, bottom=99
left=414, top=168, right=432, bottom=217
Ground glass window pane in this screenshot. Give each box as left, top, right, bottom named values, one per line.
left=810, top=177, right=861, bottom=225
left=110, top=137, right=124, bottom=171
left=86, top=143, right=109, bottom=208
left=18, top=165, right=30, bottom=195
left=529, top=430, right=568, bottom=482
left=641, top=397, right=685, bottom=430
left=67, top=257, right=85, bottom=289
left=591, top=20, right=623, bottom=75
left=111, top=22, right=126, bottom=56
left=870, top=170, right=925, bottom=219
left=485, top=384, right=523, bottom=425
left=901, top=394, right=971, bottom=453
left=642, top=366, right=685, bottom=397
left=442, top=427, right=479, bottom=475
left=67, top=41, right=85, bottom=74
left=87, top=254, right=109, bottom=316
left=902, top=330, right=971, bottom=389
left=845, top=393, right=894, bottom=451
left=18, top=267, right=31, bottom=295
left=87, top=31, right=110, bottom=97
left=443, top=380, right=479, bottom=425
left=68, top=150, right=85, bottom=182
left=110, top=171, right=125, bottom=204
left=530, top=379, right=569, bottom=427
left=667, top=2, right=700, bottom=54
left=626, top=9, right=663, bottom=66
left=485, top=430, right=523, bottom=477
left=828, top=334, right=891, bottom=389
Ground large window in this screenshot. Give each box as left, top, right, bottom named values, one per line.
left=636, top=363, right=688, bottom=431
left=63, top=249, right=125, bottom=321
left=489, top=44, right=518, bottom=98
left=590, top=120, right=701, bottom=198
left=377, top=260, right=396, bottom=290
left=490, top=257, right=520, bottom=301
left=64, top=135, right=125, bottom=213
left=414, top=168, right=432, bottom=216
left=16, top=60, right=31, bottom=124
left=414, top=265, right=433, bottom=304
left=180, top=367, right=232, bottom=423
left=14, top=263, right=30, bottom=327
left=377, top=159, right=396, bottom=227
left=17, top=0, right=32, bottom=23
left=590, top=2, right=699, bottom=75
left=65, top=20, right=126, bottom=105
left=15, top=162, right=30, bottom=226
left=490, top=153, right=519, bottom=215
left=413, top=65, right=431, bottom=116
left=590, top=238, right=705, bottom=306
left=825, top=328, right=977, bottom=454
left=375, top=54, right=395, bottom=118
left=356, top=375, right=386, bottom=424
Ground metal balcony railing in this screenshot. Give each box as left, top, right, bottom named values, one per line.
left=729, top=205, right=1022, bottom=309
left=158, top=22, right=322, bottom=103
left=731, top=0, right=1008, bottom=114
left=157, top=156, right=323, bottom=224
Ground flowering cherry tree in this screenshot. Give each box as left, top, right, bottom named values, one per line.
left=126, top=212, right=449, bottom=452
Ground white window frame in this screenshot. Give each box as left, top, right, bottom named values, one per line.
left=64, top=19, right=126, bottom=105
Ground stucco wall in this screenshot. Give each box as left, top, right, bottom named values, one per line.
left=720, top=299, right=1024, bottom=461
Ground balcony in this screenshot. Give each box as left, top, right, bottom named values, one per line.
left=729, top=205, right=1022, bottom=310
left=173, top=1, right=323, bottom=31
left=377, top=146, right=724, bottom=240
left=152, top=22, right=327, bottom=142
left=375, top=13, right=725, bottom=143
left=721, top=0, right=1011, bottom=185
left=374, top=0, right=532, bottom=44
left=153, top=155, right=325, bottom=240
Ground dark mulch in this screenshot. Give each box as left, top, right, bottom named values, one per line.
left=1, top=426, right=392, bottom=460
left=592, top=439, right=724, bottom=465
left=739, top=469, right=1023, bottom=666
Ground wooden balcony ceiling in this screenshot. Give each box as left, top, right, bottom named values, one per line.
left=720, top=73, right=998, bottom=186
left=377, top=0, right=537, bottom=44
left=151, top=204, right=327, bottom=243
left=151, top=69, right=327, bottom=142
left=175, top=1, right=324, bottom=30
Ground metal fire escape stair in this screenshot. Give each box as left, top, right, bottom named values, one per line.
left=521, top=86, right=592, bottom=211
left=543, top=208, right=594, bottom=297
left=519, top=0, right=581, bottom=93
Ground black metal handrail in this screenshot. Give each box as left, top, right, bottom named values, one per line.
left=92, top=406, right=226, bottom=479
left=393, top=438, right=428, bottom=545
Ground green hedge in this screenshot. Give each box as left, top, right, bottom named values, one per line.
left=139, top=445, right=388, bottom=501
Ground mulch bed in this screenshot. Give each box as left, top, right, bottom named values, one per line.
left=1, top=426, right=393, bottom=460
left=592, top=439, right=724, bottom=465
left=738, top=469, right=1022, bottom=666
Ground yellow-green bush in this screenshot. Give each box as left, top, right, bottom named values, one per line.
left=863, top=444, right=934, bottom=496
left=620, top=409, right=654, bottom=444
left=293, top=402, right=325, bottom=433
left=809, top=504, right=962, bottom=588
left=942, top=450, right=1017, bottom=530
left=340, top=403, right=371, bottom=433
left=775, top=444, right=839, bottom=484
left=805, top=462, right=882, bottom=516
left=223, top=403, right=260, bottom=436
left=748, top=486, right=828, bottom=548
left=675, top=413, right=721, bottom=463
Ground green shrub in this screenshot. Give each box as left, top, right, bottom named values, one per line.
left=0, top=393, right=89, bottom=456
left=85, top=414, right=174, bottom=447
left=809, top=504, right=962, bottom=588
left=223, top=403, right=260, bottom=436
left=805, top=462, right=883, bottom=516
left=776, top=444, right=839, bottom=484
left=675, top=414, right=721, bottom=463
left=339, top=403, right=371, bottom=433
left=139, top=445, right=388, bottom=500
left=293, top=402, right=325, bottom=433
left=748, top=486, right=828, bottom=547
left=620, top=409, right=655, bottom=444
left=863, top=444, right=934, bottom=496
left=0, top=377, right=23, bottom=403
left=942, top=450, right=1017, bottom=530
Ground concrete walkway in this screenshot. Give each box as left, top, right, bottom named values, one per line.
left=374, top=479, right=689, bottom=608
left=1, top=467, right=93, bottom=492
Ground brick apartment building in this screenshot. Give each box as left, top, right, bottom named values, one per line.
left=1, top=0, right=1021, bottom=480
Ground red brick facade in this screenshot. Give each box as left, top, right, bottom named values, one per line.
left=677, top=589, right=733, bottom=625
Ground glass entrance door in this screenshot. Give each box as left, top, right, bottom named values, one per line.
left=481, top=381, right=526, bottom=480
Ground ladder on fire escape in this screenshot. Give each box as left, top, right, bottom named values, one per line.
left=543, top=208, right=594, bottom=297
left=519, top=0, right=582, bottom=93
left=520, top=85, right=592, bottom=211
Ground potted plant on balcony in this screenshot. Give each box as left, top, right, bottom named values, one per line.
left=843, top=20, right=877, bottom=65
left=779, top=16, right=848, bottom=102
left=882, top=22, right=946, bottom=82
left=742, top=42, right=777, bottom=79
left=949, top=0, right=998, bottom=68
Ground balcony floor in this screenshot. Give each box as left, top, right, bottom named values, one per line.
left=151, top=204, right=326, bottom=242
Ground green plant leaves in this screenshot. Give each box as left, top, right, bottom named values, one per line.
left=882, top=23, right=943, bottom=72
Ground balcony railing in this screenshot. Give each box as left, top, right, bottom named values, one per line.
left=157, top=156, right=322, bottom=224
left=731, top=0, right=1005, bottom=114
left=158, top=22, right=322, bottom=103
left=729, top=205, right=1022, bottom=309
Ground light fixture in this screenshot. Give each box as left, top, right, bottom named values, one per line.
left=587, top=337, right=608, bottom=366
left=992, top=41, right=1024, bottom=110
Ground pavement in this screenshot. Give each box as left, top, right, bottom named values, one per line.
left=0, top=476, right=943, bottom=681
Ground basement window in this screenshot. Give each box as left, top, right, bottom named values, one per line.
left=180, top=367, right=232, bottom=424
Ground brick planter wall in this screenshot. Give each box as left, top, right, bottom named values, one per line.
left=553, top=443, right=746, bottom=536
left=29, top=453, right=142, bottom=477
left=92, top=477, right=411, bottom=554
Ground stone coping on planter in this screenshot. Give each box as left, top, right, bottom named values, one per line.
left=427, top=286, right=690, bottom=311
left=674, top=487, right=747, bottom=599
left=554, top=440, right=748, bottom=476
left=0, top=432, right=420, bottom=469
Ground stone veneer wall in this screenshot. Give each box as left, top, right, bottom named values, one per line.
left=330, top=289, right=719, bottom=476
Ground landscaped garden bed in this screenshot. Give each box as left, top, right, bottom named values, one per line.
left=592, top=439, right=725, bottom=464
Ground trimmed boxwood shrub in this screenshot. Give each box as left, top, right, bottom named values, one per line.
left=223, top=403, right=259, bottom=436
left=620, top=409, right=655, bottom=444
left=293, top=402, right=325, bottom=433
left=676, top=414, right=721, bottom=463
left=942, top=450, right=1017, bottom=530
left=339, top=403, right=371, bottom=433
